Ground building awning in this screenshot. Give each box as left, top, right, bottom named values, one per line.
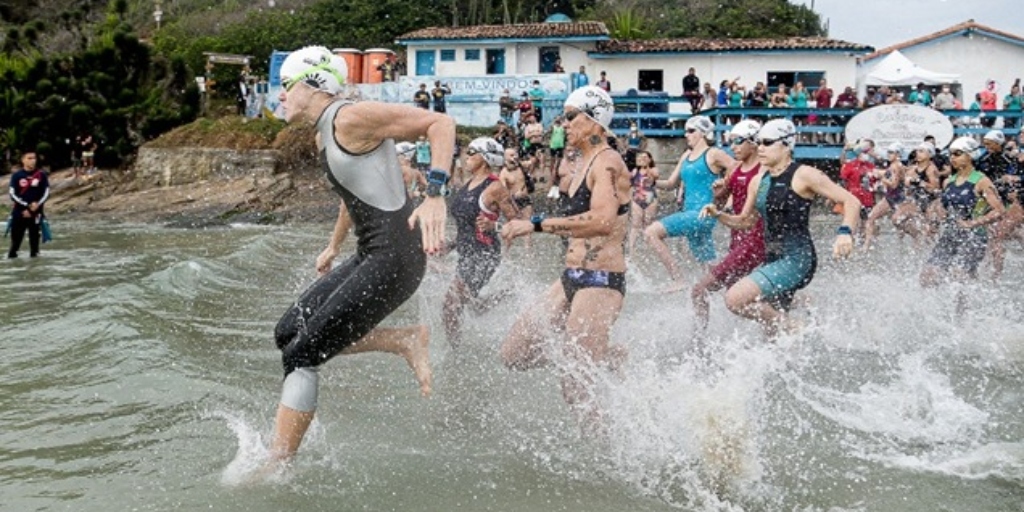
left=865, top=50, right=960, bottom=86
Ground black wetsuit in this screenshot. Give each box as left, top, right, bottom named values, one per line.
left=978, top=151, right=1019, bottom=205
left=274, top=101, right=426, bottom=376
left=560, top=148, right=630, bottom=302
left=451, top=174, right=501, bottom=296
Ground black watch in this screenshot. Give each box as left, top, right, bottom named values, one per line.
left=531, top=214, right=545, bottom=233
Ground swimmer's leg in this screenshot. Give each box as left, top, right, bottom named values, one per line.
left=442, top=277, right=472, bottom=348
left=266, top=325, right=432, bottom=466
left=501, top=280, right=568, bottom=371
left=561, top=287, right=624, bottom=433
left=644, top=220, right=685, bottom=291
left=724, top=277, right=785, bottom=339
left=343, top=325, right=433, bottom=397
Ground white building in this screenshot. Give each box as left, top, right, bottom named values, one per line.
left=396, top=18, right=873, bottom=126
left=860, top=20, right=1024, bottom=105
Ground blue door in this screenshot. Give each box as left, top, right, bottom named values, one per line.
left=486, top=49, right=505, bottom=75
left=416, top=50, right=435, bottom=76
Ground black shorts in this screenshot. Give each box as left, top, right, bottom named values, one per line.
left=561, top=268, right=626, bottom=303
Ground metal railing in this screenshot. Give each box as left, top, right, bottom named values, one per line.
left=607, top=95, right=1023, bottom=160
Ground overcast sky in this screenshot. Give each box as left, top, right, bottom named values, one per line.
left=791, top=0, right=1024, bottom=49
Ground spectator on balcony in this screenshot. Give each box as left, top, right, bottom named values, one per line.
left=701, top=82, right=716, bottom=112
left=789, top=81, right=810, bottom=109
left=813, top=79, right=834, bottom=144
left=834, top=87, right=858, bottom=109
left=552, top=58, right=565, bottom=73
left=979, top=80, right=998, bottom=127
left=717, top=79, right=738, bottom=108
left=596, top=71, right=611, bottom=92
left=908, top=82, right=932, bottom=107
left=770, top=84, right=790, bottom=108
left=683, top=67, right=702, bottom=113
left=573, top=65, right=589, bottom=89
left=746, top=82, right=768, bottom=108
left=934, top=84, right=956, bottom=110
left=862, top=87, right=883, bottom=109
left=1003, top=82, right=1022, bottom=130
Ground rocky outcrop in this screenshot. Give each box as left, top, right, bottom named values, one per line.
left=134, top=147, right=281, bottom=187
left=44, top=146, right=338, bottom=226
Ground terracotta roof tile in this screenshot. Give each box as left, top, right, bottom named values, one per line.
left=595, top=37, right=871, bottom=54
left=397, top=22, right=609, bottom=42
left=864, top=20, right=1024, bottom=60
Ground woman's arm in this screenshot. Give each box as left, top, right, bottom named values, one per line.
left=965, top=178, right=1005, bottom=228
left=316, top=202, right=353, bottom=275
left=799, top=165, right=861, bottom=257
left=705, top=173, right=762, bottom=230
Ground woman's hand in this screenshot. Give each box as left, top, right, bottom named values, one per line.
left=315, top=245, right=339, bottom=275
left=699, top=204, right=720, bottom=219
left=500, top=219, right=533, bottom=244
left=832, top=234, right=854, bottom=258
left=408, top=196, right=448, bottom=254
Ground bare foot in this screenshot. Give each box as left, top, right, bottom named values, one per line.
left=402, top=325, right=433, bottom=397
left=661, top=279, right=687, bottom=294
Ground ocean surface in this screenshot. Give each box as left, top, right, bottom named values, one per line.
left=1, top=221, right=1022, bottom=512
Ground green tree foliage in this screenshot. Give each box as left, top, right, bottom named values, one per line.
left=582, top=0, right=824, bottom=39
left=0, top=1, right=198, bottom=168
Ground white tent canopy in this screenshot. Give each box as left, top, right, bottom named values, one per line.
left=865, top=50, right=960, bottom=86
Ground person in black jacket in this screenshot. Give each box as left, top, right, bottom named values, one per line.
left=7, top=150, right=49, bottom=258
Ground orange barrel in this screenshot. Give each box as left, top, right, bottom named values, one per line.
left=362, top=48, right=396, bottom=84
left=332, top=48, right=363, bottom=85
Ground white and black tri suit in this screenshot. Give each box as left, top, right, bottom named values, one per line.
left=274, top=100, right=426, bottom=376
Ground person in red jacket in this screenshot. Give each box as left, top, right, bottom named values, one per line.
left=839, top=139, right=877, bottom=239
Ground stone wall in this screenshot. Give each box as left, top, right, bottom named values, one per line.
left=133, top=147, right=280, bottom=188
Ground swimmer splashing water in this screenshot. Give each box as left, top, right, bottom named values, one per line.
left=500, top=86, right=632, bottom=432
left=702, top=119, right=862, bottom=338
left=260, top=46, right=455, bottom=473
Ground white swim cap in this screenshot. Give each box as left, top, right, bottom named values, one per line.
left=685, top=115, right=715, bottom=134
left=729, top=119, right=761, bottom=141
left=467, top=137, right=505, bottom=168
left=279, top=46, right=347, bottom=94
left=564, top=86, right=615, bottom=128
left=395, top=142, right=415, bottom=159
left=916, top=141, right=936, bottom=156
left=757, top=119, right=797, bottom=146
left=983, top=130, right=1006, bottom=145
left=886, top=142, right=903, bottom=154
left=949, top=136, right=980, bottom=158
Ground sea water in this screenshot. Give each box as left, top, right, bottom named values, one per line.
left=0, top=221, right=1021, bottom=511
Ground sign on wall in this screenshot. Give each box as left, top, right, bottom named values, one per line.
left=844, top=104, right=954, bottom=150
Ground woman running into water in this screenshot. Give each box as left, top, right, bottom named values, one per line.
left=702, top=119, right=861, bottom=338
left=266, top=46, right=453, bottom=466
left=863, top=143, right=906, bottom=250
left=645, top=115, right=736, bottom=292
left=899, top=142, right=942, bottom=243
left=920, top=137, right=1004, bottom=300
left=691, top=120, right=766, bottom=333
left=442, top=137, right=521, bottom=346
left=500, top=86, right=631, bottom=428
left=627, top=150, right=660, bottom=256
